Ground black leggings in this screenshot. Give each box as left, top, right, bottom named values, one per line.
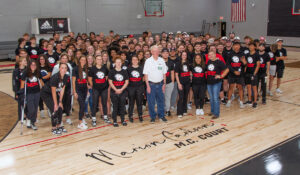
left=77, top=88, right=87, bottom=121
left=177, top=83, right=190, bottom=115
left=128, top=85, right=144, bottom=117
left=111, top=90, right=127, bottom=123
left=192, top=84, right=206, bottom=109
left=91, top=88, right=108, bottom=117
left=39, top=98, right=44, bottom=111
left=258, top=75, right=267, bottom=102
left=41, top=91, right=63, bottom=127
left=63, top=87, right=72, bottom=116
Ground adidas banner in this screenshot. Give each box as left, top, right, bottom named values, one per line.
left=38, top=18, right=69, bottom=34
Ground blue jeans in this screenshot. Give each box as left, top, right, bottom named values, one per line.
left=207, top=82, right=222, bottom=117
left=85, top=88, right=93, bottom=113
left=147, top=82, right=165, bottom=120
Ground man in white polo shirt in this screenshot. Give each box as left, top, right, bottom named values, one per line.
left=143, top=45, right=168, bottom=123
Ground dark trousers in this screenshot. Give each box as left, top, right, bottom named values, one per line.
left=111, top=90, right=127, bottom=123
left=258, top=75, right=267, bottom=102
left=192, top=83, right=206, bottom=109
left=128, top=85, right=144, bottom=117
left=41, top=91, right=62, bottom=127
left=77, top=88, right=88, bottom=120
left=63, top=87, right=72, bottom=116
left=26, top=92, right=40, bottom=124
left=39, top=98, right=44, bottom=111
left=177, top=83, right=190, bottom=115
left=91, top=88, right=108, bottom=117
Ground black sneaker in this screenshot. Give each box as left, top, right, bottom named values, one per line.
left=244, top=101, right=252, bottom=106
left=205, top=97, right=210, bottom=104
left=59, top=126, right=67, bottom=133
left=31, top=123, right=38, bottom=130
left=52, top=128, right=58, bottom=135
left=122, top=121, right=127, bottom=126
left=160, top=117, right=168, bottom=122
left=129, top=117, right=134, bottom=123
left=221, top=99, right=227, bottom=105
left=113, top=122, right=119, bottom=127
left=150, top=119, right=155, bottom=124
left=167, top=111, right=171, bottom=116
left=139, top=116, right=143, bottom=122
left=104, top=119, right=112, bottom=124
left=212, top=115, right=219, bottom=119
left=253, top=102, right=257, bottom=108
left=92, top=120, right=97, bottom=127
left=262, top=100, right=266, bottom=105
left=85, top=113, right=91, bottom=119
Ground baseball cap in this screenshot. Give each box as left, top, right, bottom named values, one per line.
left=276, top=38, right=283, bottom=42
left=233, top=42, right=241, bottom=45
left=221, top=36, right=228, bottom=40
left=234, top=36, right=241, bottom=40
left=168, top=32, right=173, bottom=35
left=260, top=36, right=266, bottom=41
left=177, top=31, right=182, bottom=34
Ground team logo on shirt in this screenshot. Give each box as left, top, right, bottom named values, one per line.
left=83, top=71, right=87, bottom=79
left=268, top=52, right=274, bottom=58
left=183, top=65, right=188, bottom=72
left=31, top=50, right=37, bottom=55
left=57, top=82, right=64, bottom=92
left=260, top=57, right=264, bottom=64
left=208, top=64, right=215, bottom=71
left=232, top=56, right=239, bottom=63
left=48, top=57, right=55, bottom=63
left=41, top=70, right=48, bottom=77
left=29, top=76, right=38, bottom=82
left=244, top=50, right=249, bottom=54
left=247, top=57, right=253, bottom=64
left=279, top=52, right=283, bottom=57
left=122, top=66, right=127, bottom=70
left=194, top=66, right=203, bottom=73
left=131, top=70, right=140, bottom=78
left=115, top=74, right=124, bottom=81
left=96, top=71, right=105, bottom=79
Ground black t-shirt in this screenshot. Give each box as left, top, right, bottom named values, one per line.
left=268, top=51, right=276, bottom=65
left=46, top=52, right=60, bottom=68
left=38, top=48, right=48, bottom=55
left=27, top=45, right=39, bottom=59
left=241, top=46, right=250, bottom=55
left=43, top=73, right=68, bottom=96
left=206, top=60, right=227, bottom=84
left=15, top=46, right=28, bottom=55
left=258, top=52, right=270, bottom=75
left=165, top=59, right=174, bottom=84
left=21, top=70, right=41, bottom=94
left=88, top=65, right=109, bottom=90
left=223, top=48, right=233, bottom=63
left=108, top=69, right=129, bottom=91
left=72, top=66, right=88, bottom=90
left=175, top=62, right=191, bottom=84
left=245, top=52, right=259, bottom=75
left=127, top=66, right=143, bottom=87
left=227, top=51, right=245, bottom=78
left=111, top=60, right=129, bottom=70
left=191, top=64, right=206, bottom=85
left=275, top=48, right=287, bottom=69
left=40, top=66, right=52, bottom=83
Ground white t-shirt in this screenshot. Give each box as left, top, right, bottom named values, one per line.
left=143, top=56, right=167, bottom=83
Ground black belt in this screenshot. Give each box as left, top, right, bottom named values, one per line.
left=149, top=81, right=163, bottom=84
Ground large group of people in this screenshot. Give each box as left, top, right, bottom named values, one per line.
left=12, top=30, right=287, bottom=135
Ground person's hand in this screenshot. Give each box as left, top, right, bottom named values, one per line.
left=115, top=89, right=122, bottom=94
left=59, top=102, right=63, bottom=110
left=74, top=92, right=78, bottom=100
left=215, top=75, right=221, bottom=79
left=178, top=83, right=183, bottom=91
left=147, top=86, right=151, bottom=94
left=162, top=84, right=166, bottom=93
left=54, top=104, right=58, bottom=112
left=15, top=95, right=18, bottom=99
left=234, top=71, right=240, bottom=76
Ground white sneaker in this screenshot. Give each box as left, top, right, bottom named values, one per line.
left=196, top=109, right=201, bottom=116
left=26, top=119, right=31, bottom=128
left=82, top=119, right=87, bottom=125
left=226, top=100, right=231, bottom=108
left=66, top=118, right=72, bottom=125
left=239, top=101, right=245, bottom=109
left=178, top=115, right=183, bottom=118
left=40, top=110, right=45, bottom=118
left=77, top=123, right=88, bottom=130
left=183, top=113, right=188, bottom=116
left=187, top=103, right=192, bottom=110
left=199, top=109, right=204, bottom=115
left=276, top=88, right=283, bottom=94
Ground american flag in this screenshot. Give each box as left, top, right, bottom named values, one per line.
left=231, top=0, right=246, bottom=22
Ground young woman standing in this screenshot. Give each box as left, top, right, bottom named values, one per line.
left=268, top=44, right=278, bottom=96
left=72, top=56, right=89, bottom=130
left=20, top=60, right=44, bottom=130
left=127, top=55, right=144, bottom=123
left=108, top=58, right=129, bottom=127
left=88, top=55, right=110, bottom=126
left=84, top=55, right=94, bottom=119
left=175, top=51, right=191, bottom=118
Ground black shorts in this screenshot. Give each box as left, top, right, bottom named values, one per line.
left=228, top=76, right=243, bottom=85
left=276, top=68, right=284, bottom=78
left=245, top=75, right=258, bottom=86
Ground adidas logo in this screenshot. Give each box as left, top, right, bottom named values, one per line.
left=40, top=21, right=53, bottom=30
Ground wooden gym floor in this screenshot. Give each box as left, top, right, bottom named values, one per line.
left=0, top=48, right=300, bottom=175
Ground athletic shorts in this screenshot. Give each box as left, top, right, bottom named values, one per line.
left=244, top=74, right=258, bottom=86
left=228, top=76, right=243, bottom=85
left=269, top=65, right=276, bottom=77
left=276, top=68, right=284, bottom=78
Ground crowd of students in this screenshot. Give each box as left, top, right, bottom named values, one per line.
left=12, top=30, right=287, bottom=135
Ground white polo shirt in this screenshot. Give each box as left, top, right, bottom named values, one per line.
left=143, top=56, right=167, bottom=83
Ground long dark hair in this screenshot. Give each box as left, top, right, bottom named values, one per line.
left=180, top=51, right=188, bottom=65
left=193, top=54, right=205, bottom=69
left=78, top=56, right=88, bottom=79
left=26, top=59, right=41, bottom=78
left=38, top=54, right=51, bottom=71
